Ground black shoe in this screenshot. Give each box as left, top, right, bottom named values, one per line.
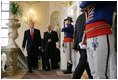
left=46, top=69, right=50, bottom=71
left=89, top=76, right=93, bottom=79
left=42, top=67, right=46, bottom=70
left=33, top=66, right=38, bottom=70
left=28, top=70, right=33, bottom=73
left=45, top=68, right=51, bottom=71
left=63, top=70, right=72, bottom=74
left=33, top=68, right=38, bottom=70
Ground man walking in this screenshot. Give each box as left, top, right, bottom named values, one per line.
left=72, top=13, right=93, bottom=79
left=22, top=20, right=41, bottom=73
left=43, top=25, right=59, bottom=70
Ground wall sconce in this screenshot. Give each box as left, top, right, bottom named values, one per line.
left=24, top=9, right=36, bottom=24
left=63, top=1, right=73, bottom=7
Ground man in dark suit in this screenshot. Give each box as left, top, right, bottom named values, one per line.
left=43, top=25, right=59, bottom=71
left=22, top=20, right=41, bottom=73
left=73, top=13, right=85, bottom=51
left=72, top=13, right=93, bottom=78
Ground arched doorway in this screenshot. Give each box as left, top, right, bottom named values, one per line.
left=50, top=10, right=61, bottom=47
left=50, top=11, right=60, bottom=29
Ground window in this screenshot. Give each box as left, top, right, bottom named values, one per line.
left=1, top=1, right=9, bottom=46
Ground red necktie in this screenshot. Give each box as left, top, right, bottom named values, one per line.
left=30, top=29, right=34, bottom=39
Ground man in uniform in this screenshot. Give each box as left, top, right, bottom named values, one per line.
left=61, top=17, right=74, bottom=74
left=80, top=1, right=116, bottom=78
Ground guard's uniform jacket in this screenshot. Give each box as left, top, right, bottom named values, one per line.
left=80, top=1, right=116, bottom=38
left=80, top=1, right=115, bottom=25
left=61, top=24, right=74, bottom=42
left=80, top=1, right=116, bottom=79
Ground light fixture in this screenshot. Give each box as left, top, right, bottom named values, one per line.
left=24, top=8, right=36, bottom=24
left=63, top=1, right=73, bottom=7
left=17, top=1, right=39, bottom=24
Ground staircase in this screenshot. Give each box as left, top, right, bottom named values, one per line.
left=17, top=48, right=27, bottom=70
left=1, top=47, right=27, bottom=78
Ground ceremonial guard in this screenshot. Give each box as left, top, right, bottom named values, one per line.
left=61, top=17, right=74, bottom=74
left=80, top=1, right=116, bottom=78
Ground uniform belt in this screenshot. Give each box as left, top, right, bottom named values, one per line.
left=84, top=24, right=111, bottom=33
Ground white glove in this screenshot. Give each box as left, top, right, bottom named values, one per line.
left=79, top=42, right=86, bottom=49
left=38, top=46, right=41, bottom=49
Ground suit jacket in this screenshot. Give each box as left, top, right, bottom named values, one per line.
left=73, top=13, right=86, bottom=50
left=22, top=28, right=41, bottom=51
left=43, top=30, right=59, bottom=53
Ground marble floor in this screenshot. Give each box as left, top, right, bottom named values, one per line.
left=2, top=69, right=88, bottom=79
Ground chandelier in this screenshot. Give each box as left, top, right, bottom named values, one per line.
left=63, top=1, right=73, bottom=7
left=24, top=9, right=36, bottom=24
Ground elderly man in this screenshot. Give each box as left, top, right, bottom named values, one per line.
left=43, top=25, right=59, bottom=71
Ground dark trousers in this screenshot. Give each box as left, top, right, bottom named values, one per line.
left=38, top=50, right=45, bottom=70
left=44, top=48, right=56, bottom=70
left=27, top=50, right=38, bottom=71
left=45, top=55, right=56, bottom=70
left=54, top=48, right=60, bottom=69
left=72, top=49, right=93, bottom=79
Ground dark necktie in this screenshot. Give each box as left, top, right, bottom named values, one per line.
left=48, top=31, right=51, bottom=39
